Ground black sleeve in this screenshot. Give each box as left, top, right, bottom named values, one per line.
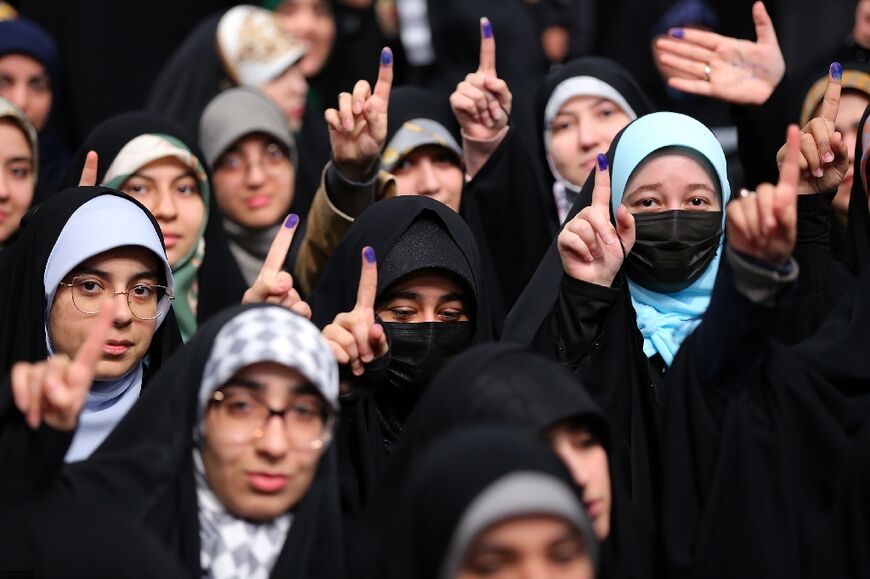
left=732, top=76, right=791, bottom=189
left=551, top=275, right=621, bottom=367
left=0, top=376, right=73, bottom=498
left=772, top=191, right=855, bottom=344
left=460, top=126, right=557, bottom=309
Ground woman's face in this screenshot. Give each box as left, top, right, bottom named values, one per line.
left=201, top=362, right=329, bottom=521
left=0, top=120, right=35, bottom=243
left=0, top=54, right=51, bottom=131
left=48, top=247, right=161, bottom=381
left=548, top=425, right=612, bottom=540
left=261, top=65, right=309, bottom=132
left=548, top=95, right=632, bottom=188
left=457, top=515, right=595, bottom=579
left=212, top=133, right=295, bottom=229
left=392, top=145, right=465, bottom=213
left=376, top=271, right=471, bottom=323
left=119, top=157, right=206, bottom=267
left=273, top=0, right=336, bottom=78
left=621, top=152, right=720, bottom=214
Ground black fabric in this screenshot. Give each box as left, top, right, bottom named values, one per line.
left=380, top=425, right=584, bottom=579
left=144, top=11, right=327, bottom=220
left=58, top=111, right=248, bottom=325
left=309, top=195, right=493, bottom=520
left=0, top=304, right=345, bottom=579
left=352, top=343, right=657, bottom=579
left=845, top=104, right=870, bottom=273
left=660, top=251, right=870, bottom=578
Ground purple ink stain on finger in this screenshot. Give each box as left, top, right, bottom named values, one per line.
left=364, top=246, right=376, bottom=263
left=670, top=28, right=685, bottom=39
left=284, top=214, right=299, bottom=228
left=482, top=19, right=493, bottom=38
left=381, top=48, right=393, bottom=66
left=830, top=62, right=843, bottom=80
left=597, top=154, right=609, bottom=172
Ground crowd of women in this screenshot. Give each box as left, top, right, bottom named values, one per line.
left=0, top=0, right=869, bottom=577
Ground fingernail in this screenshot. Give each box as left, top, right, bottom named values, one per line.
left=813, top=167, right=824, bottom=178
left=482, top=19, right=493, bottom=38
left=830, top=62, right=843, bottom=80
left=670, top=28, right=685, bottom=38
left=380, top=48, right=392, bottom=66
left=363, top=246, right=376, bottom=263
left=597, top=153, right=608, bottom=172
left=823, top=151, right=834, bottom=163
left=284, top=214, right=299, bottom=228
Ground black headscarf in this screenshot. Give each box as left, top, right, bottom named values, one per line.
left=309, top=195, right=492, bottom=518
left=59, top=111, right=248, bottom=327
left=845, top=103, right=870, bottom=272
left=0, top=186, right=181, bottom=377
left=381, top=425, right=596, bottom=579
left=145, top=11, right=329, bottom=220
left=503, top=59, right=655, bottom=344
left=352, top=344, right=658, bottom=579
left=1, top=304, right=345, bottom=579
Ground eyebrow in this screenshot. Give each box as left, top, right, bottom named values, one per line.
left=129, top=170, right=196, bottom=183
left=625, top=182, right=716, bottom=198
left=377, top=290, right=468, bottom=304
left=222, top=378, right=323, bottom=398
left=5, top=157, right=33, bottom=165
left=71, top=266, right=160, bottom=283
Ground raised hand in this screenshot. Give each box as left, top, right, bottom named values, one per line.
left=449, top=17, right=513, bottom=140
left=242, top=214, right=311, bottom=319
left=78, top=150, right=99, bottom=187
left=728, top=125, right=800, bottom=266
left=558, top=155, right=636, bottom=287
left=321, top=247, right=389, bottom=376
left=776, top=64, right=849, bottom=194
left=653, top=1, right=784, bottom=105
left=324, top=47, right=393, bottom=181
left=11, top=303, right=115, bottom=431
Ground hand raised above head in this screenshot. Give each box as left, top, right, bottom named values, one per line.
left=324, top=48, right=394, bottom=181
left=776, top=64, right=850, bottom=194
left=449, top=17, right=513, bottom=140
left=321, top=246, right=389, bottom=376
left=242, top=214, right=311, bottom=318
left=78, top=151, right=99, bottom=187
left=653, top=1, right=784, bottom=105
left=558, top=155, right=635, bottom=288
left=12, top=302, right=116, bottom=431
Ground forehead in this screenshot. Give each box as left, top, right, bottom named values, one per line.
left=0, top=121, right=31, bottom=153
left=626, top=151, right=715, bottom=187
left=557, top=95, right=624, bottom=115
left=227, top=132, right=283, bottom=153
left=400, top=143, right=460, bottom=164
left=0, top=53, right=48, bottom=76
left=382, top=270, right=466, bottom=295
left=224, top=361, right=311, bottom=391
left=70, top=245, right=161, bottom=275
left=476, top=514, right=577, bottom=545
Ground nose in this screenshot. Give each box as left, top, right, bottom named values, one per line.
left=245, top=156, right=267, bottom=187
left=415, top=159, right=441, bottom=196
left=5, top=83, right=28, bottom=114
left=111, top=291, right=134, bottom=325
left=152, top=188, right=178, bottom=221
left=256, top=415, right=291, bottom=459
left=576, top=115, right=599, bottom=151
left=0, top=171, right=10, bottom=200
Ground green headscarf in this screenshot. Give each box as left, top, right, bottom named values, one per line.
left=102, top=133, right=209, bottom=341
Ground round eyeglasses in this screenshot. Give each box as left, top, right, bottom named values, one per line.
left=208, top=387, right=335, bottom=451
left=58, top=276, right=174, bottom=321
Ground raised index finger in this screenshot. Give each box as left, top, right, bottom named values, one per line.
left=373, top=48, right=394, bottom=106
left=78, top=151, right=99, bottom=187
left=591, top=154, right=612, bottom=208
left=819, top=63, right=843, bottom=125
left=69, top=301, right=116, bottom=385
left=778, top=124, right=801, bottom=194
left=356, top=246, right=378, bottom=310
left=478, top=17, right=496, bottom=76
left=262, top=214, right=300, bottom=274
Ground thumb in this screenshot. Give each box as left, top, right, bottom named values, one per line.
left=752, top=1, right=778, bottom=45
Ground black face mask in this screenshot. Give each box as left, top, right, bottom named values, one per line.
left=382, top=322, right=474, bottom=396
left=624, top=210, right=722, bottom=293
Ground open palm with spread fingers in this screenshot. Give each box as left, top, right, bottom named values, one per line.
left=11, top=303, right=116, bottom=431
left=776, top=64, right=849, bottom=194
left=242, top=214, right=311, bottom=319
left=449, top=17, right=513, bottom=140
left=654, top=1, right=784, bottom=105
left=322, top=247, right=389, bottom=376
left=558, top=155, right=636, bottom=287
left=728, top=125, right=800, bottom=267
left=325, top=47, right=393, bottom=181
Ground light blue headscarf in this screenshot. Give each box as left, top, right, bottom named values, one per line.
left=609, top=112, right=730, bottom=366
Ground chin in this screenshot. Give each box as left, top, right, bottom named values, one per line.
left=229, top=494, right=297, bottom=522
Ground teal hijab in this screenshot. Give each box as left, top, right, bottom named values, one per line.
left=610, top=112, right=731, bottom=366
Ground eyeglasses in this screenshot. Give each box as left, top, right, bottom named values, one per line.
left=57, top=276, right=174, bottom=321
left=208, top=387, right=334, bottom=451
left=213, top=142, right=290, bottom=177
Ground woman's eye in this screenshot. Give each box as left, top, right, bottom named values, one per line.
left=551, top=119, right=574, bottom=133
left=390, top=308, right=415, bottom=320
left=130, top=285, right=154, bottom=299
left=689, top=197, right=707, bottom=207
left=219, top=155, right=242, bottom=170
left=639, top=198, right=656, bottom=208
left=76, top=280, right=104, bottom=294
left=438, top=309, right=464, bottom=321
left=265, top=143, right=287, bottom=161
left=125, top=184, right=149, bottom=195
left=177, top=184, right=198, bottom=196
left=9, top=166, right=32, bottom=179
